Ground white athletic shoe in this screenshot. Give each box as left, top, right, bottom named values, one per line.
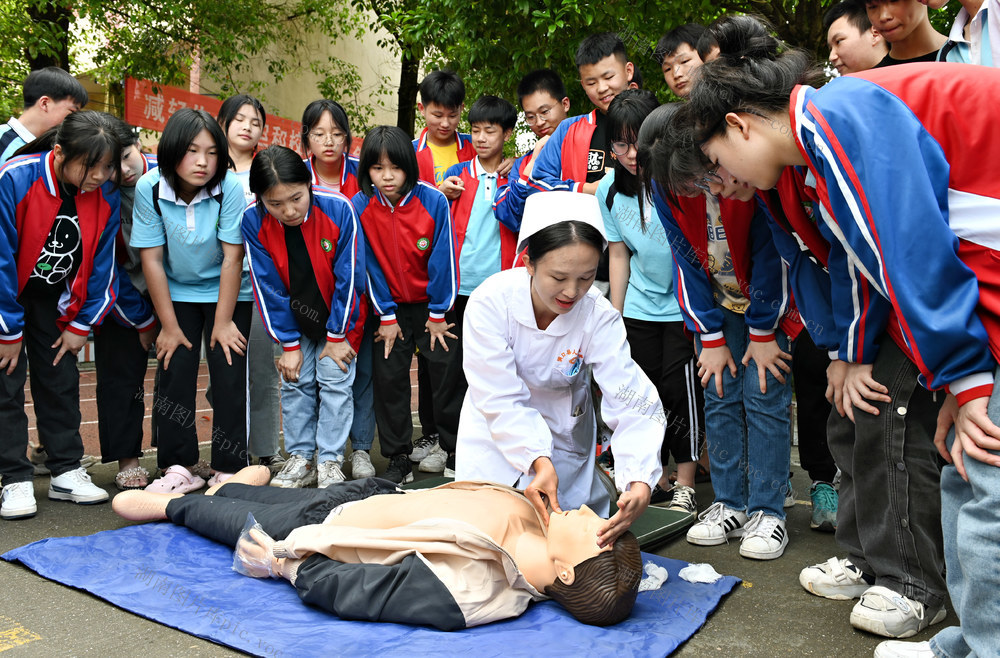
left=851, top=586, right=947, bottom=638
left=739, top=511, right=788, bottom=560
left=349, top=451, right=376, bottom=480
left=409, top=434, right=439, bottom=462
left=800, top=557, right=871, bottom=600
left=1, top=481, right=37, bottom=519
left=317, top=460, right=346, bottom=489
left=418, top=444, right=448, bottom=473
left=873, top=641, right=935, bottom=658
left=48, top=467, right=109, bottom=504
left=270, top=455, right=317, bottom=488
left=686, top=502, right=748, bottom=546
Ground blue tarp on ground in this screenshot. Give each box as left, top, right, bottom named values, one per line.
left=4, top=523, right=739, bottom=657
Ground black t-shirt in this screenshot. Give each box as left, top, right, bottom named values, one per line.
left=23, top=187, right=83, bottom=297
left=586, top=111, right=610, bottom=184
left=285, top=223, right=329, bottom=342
left=875, top=49, right=941, bottom=67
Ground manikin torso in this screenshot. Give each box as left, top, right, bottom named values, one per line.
left=326, top=488, right=543, bottom=556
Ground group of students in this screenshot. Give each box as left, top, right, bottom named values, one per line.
left=1, top=0, right=998, bottom=651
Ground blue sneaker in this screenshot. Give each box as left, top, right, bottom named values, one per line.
left=810, top=482, right=838, bottom=532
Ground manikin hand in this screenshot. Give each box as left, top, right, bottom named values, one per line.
left=843, top=362, right=891, bottom=423
left=597, top=482, right=651, bottom=548
left=525, top=456, right=562, bottom=525
left=233, top=520, right=281, bottom=579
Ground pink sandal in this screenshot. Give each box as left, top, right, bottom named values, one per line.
left=144, top=465, right=206, bottom=494
left=206, top=471, right=235, bottom=488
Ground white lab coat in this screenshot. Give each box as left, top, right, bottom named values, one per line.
left=455, top=268, right=663, bottom=516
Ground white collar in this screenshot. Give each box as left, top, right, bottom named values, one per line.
left=158, top=174, right=223, bottom=207
left=6, top=117, right=35, bottom=143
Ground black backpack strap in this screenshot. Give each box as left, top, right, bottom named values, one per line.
left=604, top=182, right=618, bottom=212
left=152, top=180, right=161, bottom=216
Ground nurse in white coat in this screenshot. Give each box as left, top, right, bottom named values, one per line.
left=456, top=191, right=663, bottom=547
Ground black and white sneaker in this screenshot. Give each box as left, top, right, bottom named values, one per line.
left=409, top=434, right=439, bottom=463
left=383, top=454, right=414, bottom=485
left=739, top=511, right=787, bottom=560
left=48, top=467, right=109, bottom=505
left=686, top=502, right=748, bottom=545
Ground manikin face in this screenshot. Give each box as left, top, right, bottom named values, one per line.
left=226, top=103, right=264, bottom=154
left=369, top=152, right=406, bottom=204
left=524, top=242, right=601, bottom=325
left=54, top=145, right=115, bottom=193
left=546, top=505, right=611, bottom=572
left=578, top=55, right=634, bottom=113
left=470, top=122, right=510, bottom=161
left=119, top=144, right=145, bottom=187
left=866, top=0, right=927, bottom=44
left=521, top=91, right=570, bottom=138
left=701, top=114, right=789, bottom=193
left=827, top=16, right=885, bottom=74
left=261, top=182, right=311, bottom=227
left=661, top=44, right=705, bottom=97
left=177, top=129, right=219, bottom=195
left=306, top=110, right=348, bottom=167
left=418, top=102, right=462, bottom=145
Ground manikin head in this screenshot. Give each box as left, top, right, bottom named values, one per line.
left=543, top=506, right=642, bottom=626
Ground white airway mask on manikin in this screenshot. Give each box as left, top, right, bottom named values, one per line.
left=516, top=191, right=609, bottom=254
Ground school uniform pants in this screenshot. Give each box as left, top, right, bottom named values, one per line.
left=623, top=318, right=704, bottom=466
left=94, top=318, right=150, bottom=463
left=153, top=301, right=252, bottom=474
left=348, top=315, right=376, bottom=452
left=372, top=303, right=464, bottom=459
left=247, top=310, right=281, bottom=458
left=827, top=338, right=946, bottom=608
left=791, top=331, right=838, bottom=483
left=0, top=290, right=85, bottom=484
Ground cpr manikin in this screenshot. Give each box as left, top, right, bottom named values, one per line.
left=113, top=466, right=642, bottom=630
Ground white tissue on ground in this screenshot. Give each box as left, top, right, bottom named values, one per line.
left=638, top=561, right=669, bottom=592
left=678, top=563, right=723, bottom=584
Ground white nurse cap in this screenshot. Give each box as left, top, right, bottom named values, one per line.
left=516, top=190, right=609, bottom=254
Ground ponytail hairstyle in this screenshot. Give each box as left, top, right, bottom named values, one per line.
left=14, top=110, right=123, bottom=193
left=686, top=15, right=824, bottom=145
left=249, top=145, right=313, bottom=216
left=636, top=103, right=696, bottom=204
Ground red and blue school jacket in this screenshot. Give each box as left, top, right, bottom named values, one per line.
left=0, top=150, right=120, bottom=343
left=790, top=63, right=999, bottom=404
left=242, top=187, right=367, bottom=351
left=492, top=152, right=571, bottom=234
left=443, top=157, right=518, bottom=274
left=306, top=154, right=361, bottom=199
left=412, top=128, right=476, bottom=186
left=112, top=151, right=157, bottom=333
left=351, top=182, right=458, bottom=325
left=653, top=186, right=802, bottom=347
left=529, top=111, right=597, bottom=193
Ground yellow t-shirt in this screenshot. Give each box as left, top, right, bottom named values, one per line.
left=428, top=139, right=461, bottom=185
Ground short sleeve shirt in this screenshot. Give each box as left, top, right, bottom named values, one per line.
left=129, top=169, right=253, bottom=302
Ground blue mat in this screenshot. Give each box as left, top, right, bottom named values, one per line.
left=3, top=524, right=739, bottom=657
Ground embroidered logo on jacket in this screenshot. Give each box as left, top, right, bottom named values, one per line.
left=321, top=238, right=333, bottom=252
left=416, top=237, right=430, bottom=251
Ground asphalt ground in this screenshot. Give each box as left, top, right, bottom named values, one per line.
left=1, top=361, right=956, bottom=656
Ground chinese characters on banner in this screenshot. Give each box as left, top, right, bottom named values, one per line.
left=124, top=78, right=363, bottom=157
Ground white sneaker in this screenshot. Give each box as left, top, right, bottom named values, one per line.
left=851, top=586, right=947, bottom=638
left=48, top=467, right=109, bottom=504
left=686, top=502, right=748, bottom=546
left=409, top=434, right=439, bottom=462
left=317, top=460, right=346, bottom=489
left=1, top=481, right=37, bottom=519
left=666, top=484, right=697, bottom=515
left=874, top=640, right=934, bottom=658
left=739, top=511, right=788, bottom=560
left=800, top=557, right=870, bottom=600
left=349, top=451, right=376, bottom=480
left=270, top=455, right=316, bottom=488
left=418, top=444, right=447, bottom=473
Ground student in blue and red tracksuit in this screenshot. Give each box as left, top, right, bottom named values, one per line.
left=352, top=126, right=461, bottom=485
left=0, top=111, right=123, bottom=520
left=300, top=99, right=373, bottom=478
left=412, top=71, right=476, bottom=188
left=677, top=18, right=1000, bottom=651
left=492, top=69, right=572, bottom=231
left=95, top=119, right=159, bottom=492
left=302, top=99, right=361, bottom=198
left=242, top=146, right=367, bottom=490
left=645, top=104, right=802, bottom=561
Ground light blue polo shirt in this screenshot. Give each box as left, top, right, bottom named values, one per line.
left=130, top=169, right=253, bottom=302
left=597, top=170, right=683, bottom=322
left=457, top=159, right=502, bottom=296
left=941, top=5, right=993, bottom=66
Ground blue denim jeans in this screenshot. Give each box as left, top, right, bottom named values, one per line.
left=697, top=307, right=793, bottom=519
left=349, top=324, right=375, bottom=452
left=930, top=365, right=1000, bottom=658
left=280, top=335, right=355, bottom=463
